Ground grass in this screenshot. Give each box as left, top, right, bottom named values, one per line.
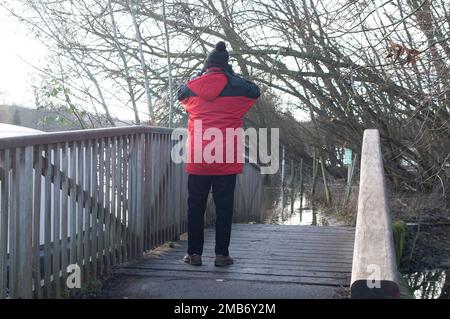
left=63, top=279, right=103, bottom=299
left=79, top=280, right=103, bottom=298
left=392, top=220, right=407, bottom=268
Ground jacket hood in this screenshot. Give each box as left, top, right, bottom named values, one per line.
left=187, top=71, right=228, bottom=101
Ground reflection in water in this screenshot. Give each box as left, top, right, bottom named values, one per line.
left=261, top=186, right=329, bottom=226
left=259, top=186, right=449, bottom=299
left=404, top=269, right=449, bottom=299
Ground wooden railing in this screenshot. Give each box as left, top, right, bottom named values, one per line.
left=350, top=129, right=400, bottom=298
left=0, top=126, right=262, bottom=299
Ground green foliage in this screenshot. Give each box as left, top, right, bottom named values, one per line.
left=60, top=279, right=103, bottom=299
left=393, top=222, right=415, bottom=299
left=79, top=280, right=103, bottom=299
left=392, top=220, right=407, bottom=268
left=398, top=271, right=415, bottom=299
left=60, top=288, right=71, bottom=299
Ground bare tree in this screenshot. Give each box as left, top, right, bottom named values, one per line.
left=3, top=0, right=448, bottom=193
left=128, top=0, right=154, bottom=123
left=108, top=0, right=140, bottom=124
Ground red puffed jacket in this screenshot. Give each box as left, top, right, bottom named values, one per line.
left=177, top=67, right=260, bottom=175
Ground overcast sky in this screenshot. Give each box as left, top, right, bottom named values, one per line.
left=0, top=5, right=46, bottom=107
left=0, top=3, right=310, bottom=122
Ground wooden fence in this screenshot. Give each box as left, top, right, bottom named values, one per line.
left=0, top=126, right=261, bottom=299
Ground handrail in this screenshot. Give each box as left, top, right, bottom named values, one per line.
left=0, top=125, right=172, bottom=149
left=350, top=129, right=400, bottom=298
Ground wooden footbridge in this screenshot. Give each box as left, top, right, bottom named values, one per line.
left=0, top=126, right=400, bottom=299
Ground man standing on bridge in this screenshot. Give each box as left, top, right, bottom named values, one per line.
left=177, top=41, right=260, bottom=266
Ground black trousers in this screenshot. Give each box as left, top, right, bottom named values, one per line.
left=187, top=174, right=237, bottom=256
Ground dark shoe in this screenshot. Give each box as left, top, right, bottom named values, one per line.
left=183, top=254, right=202, bottom=266
left=215, top=255, right=234, bottom=267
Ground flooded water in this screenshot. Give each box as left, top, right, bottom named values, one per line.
left=259, top=185, right=449, bottom=299
left=404, top=269, right=449, bottom=299
left=260, top=186, right=332, bottom=226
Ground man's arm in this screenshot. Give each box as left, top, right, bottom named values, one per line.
left=227, top=75, right=261, bottom=99
left=177, top=83, right=191, bottom=102
left=243, top=79, right=261, bottom=99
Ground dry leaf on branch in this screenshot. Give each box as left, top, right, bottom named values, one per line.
left=386, top=41, right=420, bottom=66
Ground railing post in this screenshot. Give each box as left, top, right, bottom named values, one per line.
left=17, top=146, right=34, bottom=298
left=135, top=133, right=145, bottom=256
left=0, top=150, right=10, bottom=299
left=350, top=129, right=400, bottom=299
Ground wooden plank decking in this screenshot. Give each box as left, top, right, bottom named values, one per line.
left=100, top=224, right=355, bottom=299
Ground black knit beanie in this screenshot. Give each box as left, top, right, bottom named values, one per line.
left=203, top=41, right=229, bottom=69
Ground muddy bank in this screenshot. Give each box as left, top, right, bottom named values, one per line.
left=391, top=192, right=450, bottom=276
left=402, top=224, right=450, bottom=272
left=401, top=224, right=450, bottom=299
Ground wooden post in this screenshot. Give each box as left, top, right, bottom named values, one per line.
left=32, top=146, right=43, bottom=298
left=345, top=154, right=358, bottom=201
left=319, top=156, right=331, bottom=205
left=98, top=139, right=105, bottom=273
left=299, top=158, right=304, bottom=216
left=69, top=143, right=77, bottom=272
left=289, top=159, right=295, bottom=214
left=44, top=145, right=52, bottom=297
left=60, top=142, right=69, bottom=293
left=83, top=140, right=91, bottom=281
left=109, top=137, right=118, bottom=265
left=53, top=144, right=61, bottom=298
left=117, top=137, right=124, bottom=262
left=312, top=210, right=317, bottom=226
left=280, top=146, right=285, bottom=188
left=17, top=146, right=33, bottom=298
left=128, top=135, right=136, bottom=259
left=347, top=163, right=351, bottom=189
left=136, top=133, right=145, bottom=257
left=0, top=150, right=10, bottom=298
left=91, top=140, right=99, bottom=277
left=280, top=146, right=285, bottom=217
left=311, top=150, right=317, bottom=197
